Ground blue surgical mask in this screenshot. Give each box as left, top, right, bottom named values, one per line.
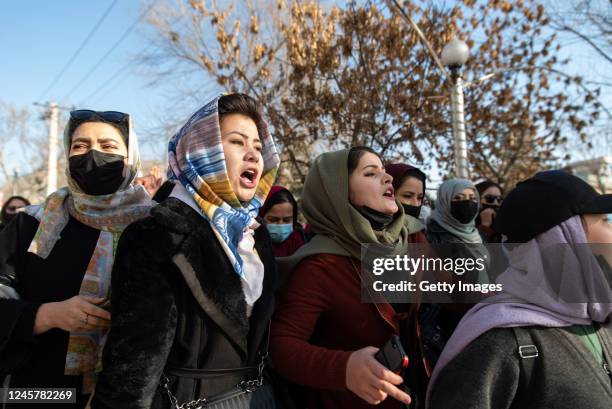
left=267, top=223, right=293, bottom=243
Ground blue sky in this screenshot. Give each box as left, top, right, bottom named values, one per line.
left=1, top=0, right=610, bottom=187
left=0, top=0, right=205, bottom=180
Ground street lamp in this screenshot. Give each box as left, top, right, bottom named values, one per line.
left=441, top=38, right=470, bottom=179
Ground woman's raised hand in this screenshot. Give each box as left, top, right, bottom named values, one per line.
left=345, top=346, right=412, bottom=405
left=33, top=295, right=111, bottom=335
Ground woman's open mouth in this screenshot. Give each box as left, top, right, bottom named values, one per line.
left=383, top=187, right=395, bottom=200
left=240, top=169, right=259, bottom=188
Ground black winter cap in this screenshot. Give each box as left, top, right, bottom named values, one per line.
left=493, top=170, right=612, bottom=242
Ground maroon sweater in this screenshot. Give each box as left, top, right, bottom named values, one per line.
left=271, top=249, right=419, bottom=409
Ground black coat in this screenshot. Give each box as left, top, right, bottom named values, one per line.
left=92, top=198, right=277, bottom=409
left=0, top=213, right=102, bottom=408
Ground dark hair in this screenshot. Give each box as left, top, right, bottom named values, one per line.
left=218, top=93, right=265, bottom=139
left=475, top=180, right=504, bottom=196
left=265, top=189, right=297, bottom=223
left=266, top=189, right=296, bottom=210
left=1, top=195, right=30, bottom=223
left=347, top=146, right=380, bottom=174
left=397, top=170, right=426, bottom=194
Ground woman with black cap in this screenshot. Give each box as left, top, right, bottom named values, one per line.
left=0, top=110, right=152, bottom=407
left=427, top=170, right=612, bottom=409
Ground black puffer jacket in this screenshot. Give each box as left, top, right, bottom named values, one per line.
left=92, top=198, right=276, bottom=409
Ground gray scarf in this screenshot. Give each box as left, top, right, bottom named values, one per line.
left=430, top=178, right=482, bottom=243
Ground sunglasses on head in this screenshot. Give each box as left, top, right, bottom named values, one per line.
left=483, top=194, right=503, bottom=204
left=70, top=110, right=129, bottom=124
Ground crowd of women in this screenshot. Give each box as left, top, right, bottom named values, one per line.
left=0, top=93, right=610, bottom=409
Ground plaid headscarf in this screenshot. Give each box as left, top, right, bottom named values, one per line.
left=167, top=94, right=280, bottom=277
left=25, top=113, right=152, bottom=393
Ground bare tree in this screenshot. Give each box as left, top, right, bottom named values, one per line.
left=548, top=0, right=611, bottom=69
left=143, top=0, right=605, bottom=190
left=0, top=102, right=33, bottom=183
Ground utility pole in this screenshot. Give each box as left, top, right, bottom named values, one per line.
left=46, top=102, right=59, bottom=195
left=34, top=102, right=72, bottom=196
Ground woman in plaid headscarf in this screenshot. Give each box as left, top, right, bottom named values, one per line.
left=93, top=94, right=281, bottom=409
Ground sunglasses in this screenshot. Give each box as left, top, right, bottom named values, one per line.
left=483, top=194, right=503, bottom=204
left=6, top=205, right=21, bottom=212
left=70, top=110, right=129, bottom=124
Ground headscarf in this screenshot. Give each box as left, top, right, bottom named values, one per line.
left=386, top=163, right=427, bottom=193
left=24, top=113, right=153, bottom=393
left=167, top=94, right=280, bottom=277
left=429, top=178, right=482, bottom=243
left=279, top=149, right=410, bottom=271
left=426, top=215, right=612, bottom=405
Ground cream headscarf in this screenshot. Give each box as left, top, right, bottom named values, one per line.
left=25, top=112, right=153, bottom=393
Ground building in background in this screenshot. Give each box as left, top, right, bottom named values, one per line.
left=564, top=156, right=611, bottom=194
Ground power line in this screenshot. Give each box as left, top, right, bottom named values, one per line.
left=79, top=59, right=137, bottom=106
left=62, top=1, right=157, bottom=102
left=37, top=0, right=118, bottom=101
left=79, top=44, right=154, bottom=106
left=91, top=68, right=136, bottom=107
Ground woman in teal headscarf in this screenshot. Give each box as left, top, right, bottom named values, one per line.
left=271, top=147, right=421, bottom=409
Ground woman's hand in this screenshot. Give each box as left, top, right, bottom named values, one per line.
left=345, top=346, right=412, bottom=405
left=33, top=296, right=111, bottom=335
left=479, top=208, right=496, bottom=227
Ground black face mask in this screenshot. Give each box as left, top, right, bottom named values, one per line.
left=354, top=205, right=394, bottom=231
left=3, top=212, right=16, bottom=224
left=402, top=204, right=422, bottom=219
left=450, top=200, right=479, bottom=224
left=69, top=150, right=125, bottom=196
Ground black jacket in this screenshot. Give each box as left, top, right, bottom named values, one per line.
left=0, top=213, right=102, bottom=408
left=429, top=323, right=612, bottom=409
left=92, top=198, right=276, bottom=409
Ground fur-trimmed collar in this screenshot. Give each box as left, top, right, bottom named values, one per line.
left=150, top=198, right=275, bottom=358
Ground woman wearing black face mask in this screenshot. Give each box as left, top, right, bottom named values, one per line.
left=386, top=163, right=429, bottom=230
left=475, top=180, right=504, bottom=243
left=425, top=179, right=490, bottom=328
left=0, top=196, right=30, bottom=232
left=426, top=179, right=484, bottom=245
left=0, top=110, right=152, bottom=408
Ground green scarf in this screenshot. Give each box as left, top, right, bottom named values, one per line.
left=278, top=149, right=412, bottom=276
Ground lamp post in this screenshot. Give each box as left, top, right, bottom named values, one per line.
left=441, top=38, right=470, bottom=179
